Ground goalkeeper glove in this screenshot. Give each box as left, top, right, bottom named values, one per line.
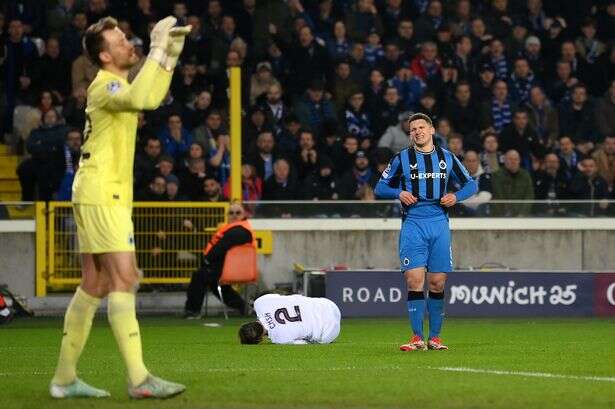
left=148, top=16, right=177, bottom=65
left=163, top=25, right=192, bottom=72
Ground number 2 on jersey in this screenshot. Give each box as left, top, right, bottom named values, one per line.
left=274, top=306, right=302, bottom=324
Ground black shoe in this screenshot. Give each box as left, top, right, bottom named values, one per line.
left=183, top=310, right=202, bottom=319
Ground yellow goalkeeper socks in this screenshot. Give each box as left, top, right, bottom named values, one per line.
left=107, top=292, right=149, bottom=387
left=52, top=287, right=101, bottom=385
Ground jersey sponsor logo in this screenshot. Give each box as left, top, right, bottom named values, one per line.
left=106, top=80, right=121, bottom=94
left=410, top=172, right=447, bottom=179
left=439, top=160, right=447, bottom=170
left=382, top=163, right=391, bottom=178
left=264, top=312, right=276, bottom=329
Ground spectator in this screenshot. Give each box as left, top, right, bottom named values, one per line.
left=595, top=79, right=615, bottom=140
left=344, top=91, right=372, bottom=148
left=53, top=128, right=82, bottom=201
left=344, top=0, right=384, bottom=42
left=275, top=114, right=302, bottom=157
left=445, top=81, right=480, bottom=149
left=261, top=83, right=290, bottom=137
left=262, top=158, right=299, bottom=200
left=208, top=133, right=231, bottom=185
left=364, top=31, right=385, bottom=67
left=469, top=17, right=493, bottom=57
left=379, top=112, right=411, bottom=154
left=569, top=156, right=610, bottom=216
left=499, top=109, right=545, bottom=171
left=434, top=117, right=453, bottom=148
left=134, top=135, right=163, bottom=192
left=331, top=60, right=359, bottom=116
left=377, top=41, right=403, bottom=79
left=179, top=158, right=207, bottom=201
left=250, top=61, right=280, bottom=105
left=450, top=0, right=472, bottom=38
left=371, top=85, right=403, bottom=139
left=414, top=0, right=446, bottom=43
left=447, top=133, right=464, bottom=160
left=558, top=84, right=598, bottom=151
left=348, top=42, right=371, bottom=83
left=171, top=60, right=207, bottom=106
left=479, top=131, right=504, bottom=174
left=548, top=60, right=578, bottom=104
left=410, top=41, right=442, bottom=84
left=483, top=38, right=509, bottom=81
left=193, top=110, right=225, bottom=153
left=243, top=106, right=269, bottom=153
left=71, top=48, right=98, bottom=92
left=491, top=149, right=535, bottom=216
left=524, top=35, right=545, bottom=80
left=472, top=63, right=496, bottom=101
left=18, top=109, right=68, bottom=201
left=326, top=21, right=353, bottom=61
left=201, top=176, right=224, bottom=202
left=303, top=156, right=339, bottom=200
left=156, top=155, right=175, bottom=179
left=59, top=11, right=88, bottom=62
left=452, top=35, right=476, bottom=82
left=525, top=86, right=559, bottom=148
left=480, top=79, right=517, bottom=133
left=557, top=135, right=582, bottom=183
left=395, top=19, right=419, bottom=60
left=295, top=129, right=320, bottom=181
left=184, top=90, right=213, bottom=131
left=293, top=79, right=337, bottom=137
left=454, top=150, right=492, bottom=215
left=62, top=86, right=87, bottom=130
left=36, top=37, right=71, bottom=100
left=165, top=175, right=186, bottom=201
left=337, top=150, right=379, bottom=199
left=533, top=152, right=569, bottom=202
left=136, top=175, right=167, bottom=201
left=247, top=131, right=277, bottom=182
left=364, top=68, right=386, bottom=121
left=387, top=62, right=426, bottom=111
left=592, top=135, right=615, bottom=190
left=223, top=164, right=263, bottom=201
left=575, top=18, right=605, bottom=66
left=508, top=57, right=539, bottom=104
left=158, top=114, right=193, bottom=161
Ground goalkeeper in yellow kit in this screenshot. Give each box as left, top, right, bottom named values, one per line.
left=49, top=16, right=191, bottom=399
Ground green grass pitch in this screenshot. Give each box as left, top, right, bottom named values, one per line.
left=2, top=316, right=615, bottom=409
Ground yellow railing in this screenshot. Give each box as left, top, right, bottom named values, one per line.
left=36, top=202, right=229, bottom=295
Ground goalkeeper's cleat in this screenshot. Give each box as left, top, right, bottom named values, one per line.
left=128, top=374, right=186, bottom=399
left=49, top=378, right=110, bottom=399
left=399, top=335, right=427, bottom=351
left=428, top=337, right=449, bottom=350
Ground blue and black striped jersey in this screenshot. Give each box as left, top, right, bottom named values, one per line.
left=375, top=146, right=478, bottom=219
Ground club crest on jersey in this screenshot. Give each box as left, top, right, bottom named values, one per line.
left=382, top=163, right=391, bottom=178
left=106, top=80, right=121, bottom=94
left=439, top=160, right=447, bottom=170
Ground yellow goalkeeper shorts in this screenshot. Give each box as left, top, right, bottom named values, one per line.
left=73, top=204, right=135, bottom=253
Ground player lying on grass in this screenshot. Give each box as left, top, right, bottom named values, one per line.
left=49, top=16, right=191, bottom=400
left=238, top=294, right=341, bottom=345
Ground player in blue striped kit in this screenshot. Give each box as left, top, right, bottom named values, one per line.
left=375, top=113, right=477, bottom=351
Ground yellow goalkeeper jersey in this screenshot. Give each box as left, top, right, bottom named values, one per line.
left=72, top=58, right=171, bottom=207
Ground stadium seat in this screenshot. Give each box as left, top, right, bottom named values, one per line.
left=206, top=243, right=258, bottom=319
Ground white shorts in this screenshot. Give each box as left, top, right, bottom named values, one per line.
left=318, top=299, right=341, bottom=344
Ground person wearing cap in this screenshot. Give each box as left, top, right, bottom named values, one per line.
left=250, top=61, right=281, bottom=105
left=337, top=149, right=379, bottom=199
left=523, top=35, right=545, bottom=80
left=375, top=112, right=477, bottom=352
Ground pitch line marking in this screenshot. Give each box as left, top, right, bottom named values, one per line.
left=425, top=366, right=615, bottom=383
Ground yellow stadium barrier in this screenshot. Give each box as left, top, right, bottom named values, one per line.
left=36, top=202, right=229, bottom=296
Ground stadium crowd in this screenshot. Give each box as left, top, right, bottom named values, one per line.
left=1, top=0, right=614, bottom=215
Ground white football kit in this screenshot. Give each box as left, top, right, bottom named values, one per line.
left=254, top=294, right=341, bottom=345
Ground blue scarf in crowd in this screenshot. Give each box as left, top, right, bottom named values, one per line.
left=491, top=98, right=512, bottom=132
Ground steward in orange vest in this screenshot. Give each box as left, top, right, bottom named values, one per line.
left=184, top=203, right=254, bottom=317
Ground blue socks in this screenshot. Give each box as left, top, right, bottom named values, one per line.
left=427, top=291, right=445, bottom=339
left=407, top=291, right=425, bottom=338
left=407, top=291, right=445, bottom=339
